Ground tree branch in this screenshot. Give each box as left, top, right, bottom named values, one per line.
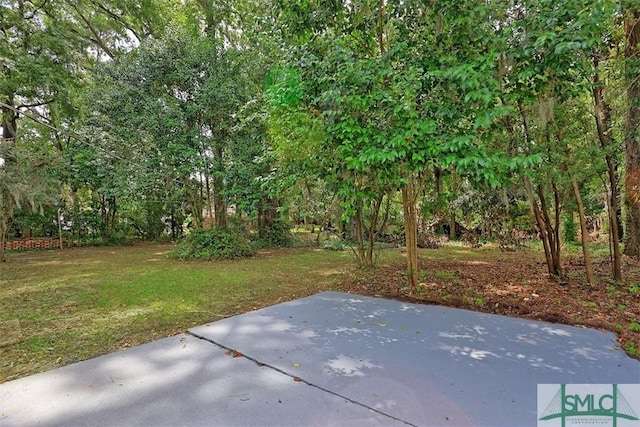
left=90, top=0, right=144, bottom=42
left=17, top=99, right=54, bottom=109
left=69, top=3, right=116, bottom=58
left=23, top=0, right=49, bottom=20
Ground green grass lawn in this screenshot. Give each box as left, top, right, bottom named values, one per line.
left=2, top=241, right=638, bottom=382
left=0, top=244, right=358, bottom=382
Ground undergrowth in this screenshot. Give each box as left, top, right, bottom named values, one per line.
left=171, top=228, right=255, bottom=260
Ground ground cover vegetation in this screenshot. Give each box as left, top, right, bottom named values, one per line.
left=1, top=0, right=639, bottom=376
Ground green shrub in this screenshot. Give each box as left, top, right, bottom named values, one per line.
left=228, top=214, right=250, bottom=238
left=254, top=219, right=292, bottom=248
left=171, top=227, right=255, bottom=261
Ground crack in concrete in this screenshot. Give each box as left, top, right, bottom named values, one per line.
left=186, top=330, right=416, bottom=427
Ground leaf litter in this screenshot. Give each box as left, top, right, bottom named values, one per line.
left=337, top=247, right=640, bottom=359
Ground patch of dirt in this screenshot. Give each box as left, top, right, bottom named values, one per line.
left=337, top=247, right=640, bottom=359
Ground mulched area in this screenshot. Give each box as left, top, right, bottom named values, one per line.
left=336, top=246, right=640, bottom=359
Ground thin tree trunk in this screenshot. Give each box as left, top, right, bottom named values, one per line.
left=570, top=173, right=595, bottom=284
left=205, top=172, right=214, bottom=226
left=527, top=181, right=552, bottom=272
left=71, top=186, right=79, bottom=241
left=518, top=103, right=560, bottom=276
left=449, top=211, right=456, bottom=241
left=106, top=196, right=117, bottom=238
left=551, top=182, right=563, bottom=278
left=592, top=52, right=623, bottom=281
left=199, top=172, right=205, bottom=222
left=624, top=7, right=640, bottom=257
left=351, top=195, right=383, bottom=267
left=537, top=182, right=564, bottom=280
left=524, top=176, right=558, bottom=279
left=212, top=144, right=227, bottom=228
left=449, top=171, right=458, bottom=240
left=100, top=195, right=109, bottom=239
left=354, top=205, right=366, bottom=265
left=366, top=195, right=383, bottom=265
left=0, top=216, right=7, bottom=262
left=402, top=174, right=419, bottom=295
left=192, top=185, right=203, bottom=228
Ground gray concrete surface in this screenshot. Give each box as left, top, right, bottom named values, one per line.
left=1, top=291, right=638, bottom=426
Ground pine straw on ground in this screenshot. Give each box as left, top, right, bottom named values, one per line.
left=336, top=246, right=640, bottom=359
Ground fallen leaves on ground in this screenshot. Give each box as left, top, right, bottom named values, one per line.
left=225, top=349, right=243, bottom=358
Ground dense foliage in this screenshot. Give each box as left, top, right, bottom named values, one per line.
left=171, top=227, right=256, bottom=261
left=253, top=218, right=293, bottom=248
left=0, top=0, right=638, bottom=284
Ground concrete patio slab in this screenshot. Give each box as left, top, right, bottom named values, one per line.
left=1, top=291, right=638, bottom=426
left=0, top=334, right=403, bottom=427
left=189, top=291, right=640, bottom=426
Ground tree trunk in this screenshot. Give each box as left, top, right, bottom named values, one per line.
left=523, top=176, right=564, bottom=279
left=1, top=97, right=19, bottom=174
left=171, top=212, right=177, bottom=240
left=1, top=96, right=17, bottom=143
left=449, top=211, right=456, bottom=240
left=402, top=174, right=419, bottom=294
left=204, top=171, right=214, bottom=226
left=592, top=53, right=623, bottom=281
left=71, top=186, right=79, bottom=241
left=212, top=144, right=228, bottom=228
left=624, top=7, right=640, bottom=257
left=100, top=195, right=108, bottom=239
left=354, top=205, right=366, bottom=265
left=518, top=104, right=559, bottom=277
left=571, top=173, right=595, bottom=284
left=448, top=170, right=458, bottom=240
left=0, top=214, right=7, bottom=262
left=538, top=182, right=564, bottom=280
left=366, top=195, right=383, bottom=266
left=351, top=196, right=383, bottom=267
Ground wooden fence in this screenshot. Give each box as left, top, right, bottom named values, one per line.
left=3, top=238, right=66, bottom=251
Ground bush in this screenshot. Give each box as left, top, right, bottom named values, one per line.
left=253, top=219, right=293, bottom=248
left=171, top=227, right=256, bottom=261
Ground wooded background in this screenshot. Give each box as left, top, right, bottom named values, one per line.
left=1, top=0, right=639, bottom=291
